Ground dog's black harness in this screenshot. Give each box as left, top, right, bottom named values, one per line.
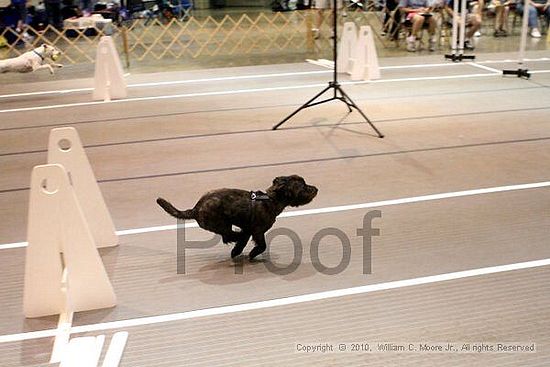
left=32, top=50, right=45, bottom=61
left=248, top=191, right=270, bottom=224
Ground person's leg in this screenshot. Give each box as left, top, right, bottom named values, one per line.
left=411, top=13, right=424, bottom=37
left=427, top=15, right=437, bottom=51
left=466, top=13, right=481, bottom=38
left=516, top=2, right=539, bottom=31
left=427, top=14, right=437, bottom=34
left=528, top=4, right=539, bottom=29
left=15, top=4, right=27, bottom=30
left=45, top=2, right=54, bottom=27
left=406, top=13, right=424, bottom=51
left=494, top=5, right=503, bottom=33
left=502, top=5, right=509, bottom=32
left=54, top=2, right=62, bottom=28
left=383, top=0, right=398, bottom=32
left=313, top=1, right=326, bottom=39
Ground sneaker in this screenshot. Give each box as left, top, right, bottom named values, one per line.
left=474, top=31, right=481, bottom=37
left=530, top=28, right=541, bottom=38
left=464, top=39, right=475, bottom=50
left=406, top=35, right=416, bottom=52
left=494, top=29, right=508, bottom=37
left=429, top=35, right=437, bottom=51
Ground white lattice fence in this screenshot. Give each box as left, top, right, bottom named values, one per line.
left=0, top=24, right=120, bottom=63
left=125, top=11, right=315, bottom=61
left=0, top=10, right=379, bottom=65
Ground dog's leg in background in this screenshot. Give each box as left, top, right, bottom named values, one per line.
left=231, top=232, right=251, bottom=258
left=33, top=64, right=55, bottom=74
left=249, top=232, right=267, bottom=260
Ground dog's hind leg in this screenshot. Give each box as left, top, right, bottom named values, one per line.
left=249, top=232, right=267, bottom=260
left=219, top=226, right=243, bottom=245
left=231, top=232, right=251, bottom=258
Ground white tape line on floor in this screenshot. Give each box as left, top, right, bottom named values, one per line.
left=1, top=180, right=549, bottom=250
left=1, top=257, right=549, bottom=343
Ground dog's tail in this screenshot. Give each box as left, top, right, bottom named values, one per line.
left=156, top=198, right=195, bottom=220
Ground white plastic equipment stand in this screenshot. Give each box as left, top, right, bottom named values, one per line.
left=337, top=22, right=358, bottom=73
left=349, top=25, right=381, bottom=81
left=48, top=127, right=118, bottom=248
left=445, top=0, right=475, bottom=61
left=23, top=164, right=116, bottom=318
left=24, top=127, right=117, bottom=318
left=93, top=36, right=127, bottom=101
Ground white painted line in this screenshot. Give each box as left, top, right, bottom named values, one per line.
left=50, top=268, right=74, bottom=364
left=94, top=335, right=106, bottom=366
left=0, top=83, right=326, bottom=114
left=128, top=70, right=331, bottom=88
left=278, top=180, right=550, bottom=218
left=0, top=242, right=28, bottom=249
left=380, top=62, right=465, bottom=69
left=59, top=335, right=104, bottom=367
left=479, top=57, right=550, bottom=64
left=0, top=60, right=471, bottom=100
left=467, top=62, right=501, bottom=74
left=530, top=70, right=550, bottom=74
left=2, top=57, right=548, bottom=100
left=101, top=332, right=129, bottom=367
left=49, top=311, right=74, bottom=363
left=0, top=88, right=93, bottom=99
left=117, top=223, right=197, bottom=236
left=0, top=71, right=331, bottom=100
left=0, top=69, right=518, bottom=114
left=365, top=73, right=499, bottom=84
left=1, top=257, right=550, bottom=343
left=1, top=180, right=549, bottom=250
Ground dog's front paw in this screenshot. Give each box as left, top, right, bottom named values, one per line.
left=231, top=246, right=245, bottom=259
left=248, top=246, right=266, bottom=261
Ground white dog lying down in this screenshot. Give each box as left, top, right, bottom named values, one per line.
left=0, top=44, right=63, bottom=74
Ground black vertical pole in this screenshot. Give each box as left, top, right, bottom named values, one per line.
left=333, top=0, right=338, bottom=86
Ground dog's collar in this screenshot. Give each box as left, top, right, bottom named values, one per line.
left=32, top=50, right=45, bottom=61
left=250, top=191, right=270, bottom=201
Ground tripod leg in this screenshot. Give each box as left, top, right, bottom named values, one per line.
left=337, top=86, right=384, bottom=138
left=336, top=88, right=353, bottom=113
left=273, top=85, right=332, bottom=130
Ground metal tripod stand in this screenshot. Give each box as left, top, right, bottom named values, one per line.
left=272, top=1, right=384, bottom=138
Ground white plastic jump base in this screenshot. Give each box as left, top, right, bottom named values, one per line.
left=349, top=25, right=380, bottom=81
left=337, top=22, right=357, bottom=73
left=93, top=36, right=127, bottom=101
left=23, top=164, right=116, bottom=318
left=48, top=127, right=118, bottom=249
left=60, top=335, right=104, bottom=367
left=58, top=331, right=128, bottom=367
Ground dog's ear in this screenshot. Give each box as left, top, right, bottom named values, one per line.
left=272, top=176, right=289, bottom=188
